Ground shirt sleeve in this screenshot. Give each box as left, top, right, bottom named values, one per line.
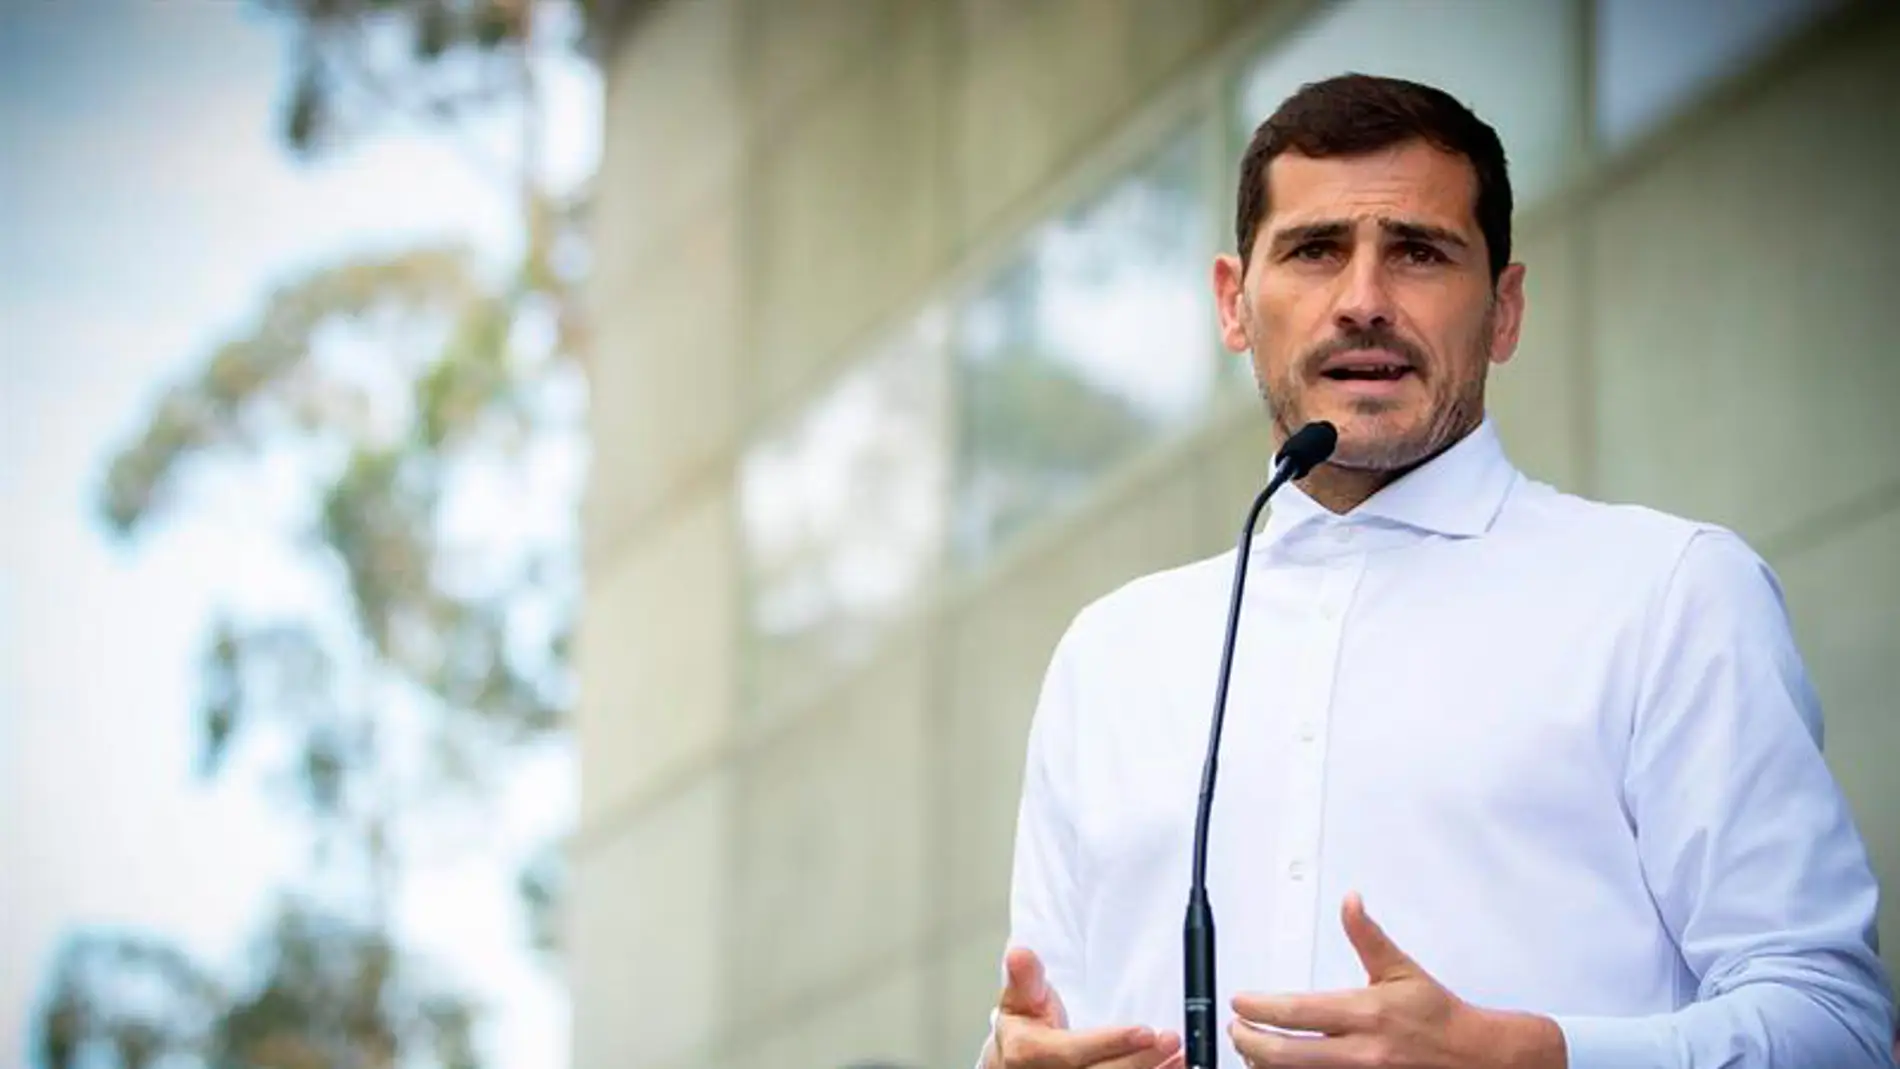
left=1552, top=527, right=1896, bottom=1068
left=976, top=621, right=1093, bottom=1066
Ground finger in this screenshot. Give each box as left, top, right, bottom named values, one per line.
left=1057, top=1024, right=1167, bottom=1066
left=1046, top=978, right=1069, bottom=1029
left=1341, top=891, right=1414, bottom=981
left=1000, top=1021, right=1159, bottom=1069
left=1093, top=1030, right=1183, bottom=1069
left=1229, top=1019, right=1363, bottom=1067
left=999, top=947, right=1050, bottom=1016
left=1233, top=990, right=1374, bottom=1036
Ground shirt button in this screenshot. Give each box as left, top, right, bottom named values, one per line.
left=1287, top=860, right=1307, bottom=881
left=1329, top=526, right=1354, bottom=544
left=1298, top=722, right=1317, bottom=742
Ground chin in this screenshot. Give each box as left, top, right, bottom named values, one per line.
left=1323, top=413, right=1439, bottom=472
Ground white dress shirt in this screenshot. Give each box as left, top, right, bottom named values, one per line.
left=995, top=417, right=1894, bottom=1068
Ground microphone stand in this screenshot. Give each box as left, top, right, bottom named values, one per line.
left=1183, top=421, right=1336, bottom=1069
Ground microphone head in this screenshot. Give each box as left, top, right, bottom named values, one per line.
left=1275, top=420, right=1337, bottom=479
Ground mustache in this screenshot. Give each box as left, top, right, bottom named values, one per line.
left=1301, top=324, right=1430, bottom=372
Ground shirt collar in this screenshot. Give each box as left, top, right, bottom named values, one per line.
left=1258, top=416, right=1518, bottom=548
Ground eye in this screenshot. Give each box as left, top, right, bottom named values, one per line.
left=1289, top=240, right=1337, bottom=263
left=1396, top=241, right=1448, bottom=265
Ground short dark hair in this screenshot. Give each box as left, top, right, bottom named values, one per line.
left=1235, top=73, right=1513, bottom=280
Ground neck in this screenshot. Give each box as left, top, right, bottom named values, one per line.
left=1288, top=415, right=1484, bottom=514
left=1297, top=464, right=1402, bottom=514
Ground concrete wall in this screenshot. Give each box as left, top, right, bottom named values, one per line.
left=573, top=2, right=1900, bottom=1066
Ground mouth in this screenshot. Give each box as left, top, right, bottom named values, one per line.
left=1321, top=364, right=1415, bottom=382
left=1319, top=351, right=1418, bottom=383
left=1312, top=348, right=1421, bottom=401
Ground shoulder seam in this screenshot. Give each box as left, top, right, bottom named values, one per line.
left=1629, top=525, right=1710, bottom=727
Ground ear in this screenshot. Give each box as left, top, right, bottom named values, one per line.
left=1487, top=262, right=1527, bottom=366
left=1213, top=252, right=1252, bottom=354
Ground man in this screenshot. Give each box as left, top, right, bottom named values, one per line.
left=979, top=73, right=1893, bottom=1069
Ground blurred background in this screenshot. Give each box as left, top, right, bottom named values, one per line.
left=3, top=1, right=1896, bottom=1068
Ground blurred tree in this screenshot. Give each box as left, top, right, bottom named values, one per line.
left=38, top=901, right=483, bottom=1069
left=32, top=1, right=594, bottom=1066
left=954, top=342, right=1156, bottom=561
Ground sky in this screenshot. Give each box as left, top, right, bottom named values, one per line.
left=0, top=1, right=597, bottom=1065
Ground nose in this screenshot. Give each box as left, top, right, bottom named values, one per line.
left=1332, top=249, right=1395, bottom=334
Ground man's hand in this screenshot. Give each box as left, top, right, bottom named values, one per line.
left=983, top=946, right=1185, bottom=1069
left=1228, top=893, right=1566, bottom=1068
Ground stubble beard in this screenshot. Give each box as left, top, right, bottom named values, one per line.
left=1254, top=314, right=1493, bottom=475
left=1264, top=379, right=1483, bottom=473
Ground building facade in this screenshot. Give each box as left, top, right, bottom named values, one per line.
left=572, top=1, right=1900, bottom=1066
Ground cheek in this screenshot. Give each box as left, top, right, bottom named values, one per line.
left=1404, top=300, right=1492, bottom=375
left=1456, top=311, right=1502, bottom=370
left=1421, top=288, right=1489, bottom=347
left=1251, top=291, right=1320, bottom=371
left=1252, top=325, right=1302, bottom=386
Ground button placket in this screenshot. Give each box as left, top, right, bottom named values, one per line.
left=1267, top=554, right=1363, bottom=991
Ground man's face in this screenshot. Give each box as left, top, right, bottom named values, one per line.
left=1214, top=139, right=1525, bottom=472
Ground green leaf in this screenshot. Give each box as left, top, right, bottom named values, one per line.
left=284, top=60, right=325, bottom=155
left=516, top=844, right=564, bottom=959
left=199, top=617, right=244, bottom=777
left=94, top=245, right=480, bottom=539
left=417, top=297, right=512, bottom=450
left=415, top=0, right=454, bottom=59
left=473, top=2, right=515, bottom=49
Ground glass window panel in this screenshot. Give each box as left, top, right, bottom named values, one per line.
left=1594, top=0, right=1848, bottom=149
left=739, top=309, right=951, bottom=715
left=1233, top=0, right=1583, bottom=212
left=951, top=121, right=1215, bottom=566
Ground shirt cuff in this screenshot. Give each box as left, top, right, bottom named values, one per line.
left=1551, top=1014, right=1676, bottom=1069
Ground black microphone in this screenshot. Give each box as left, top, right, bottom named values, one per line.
left=1183, top=419, right=1337, bottom=1069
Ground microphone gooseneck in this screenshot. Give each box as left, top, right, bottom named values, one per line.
left=1183, top=420, right=1337, bottom=1069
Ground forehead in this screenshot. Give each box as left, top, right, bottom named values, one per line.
left=1263, top=140, right=1479, bottom=233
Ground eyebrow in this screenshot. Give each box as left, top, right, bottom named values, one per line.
left=1269, top=217, right=1471, bottom=252
left=1383, top=219, right=1470, bottom=251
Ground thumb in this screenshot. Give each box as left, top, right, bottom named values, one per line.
left=1342, top=892, right=1416, bottom=982
left=999, top=947, right=1053, bottom=1019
